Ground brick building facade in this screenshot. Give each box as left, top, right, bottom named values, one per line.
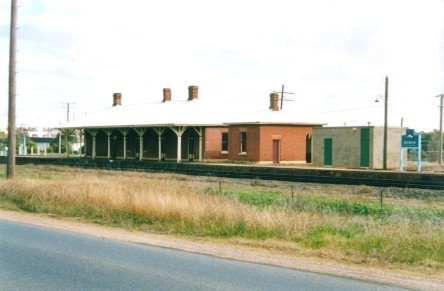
left=60, top=87, right=324, bottom=164
left=227, top=125, right=315, bottom=163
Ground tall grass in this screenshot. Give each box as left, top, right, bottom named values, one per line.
left=0, top=165, right=443, bottom=273
left=0, top=174, right=327, bottom=238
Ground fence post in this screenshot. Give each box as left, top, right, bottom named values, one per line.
left=380, top=189, right=384, bottom=220
left=291, top=185, right=294, bottom=202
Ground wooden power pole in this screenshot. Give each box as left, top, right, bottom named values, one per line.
left=7, top=0, right=17, bottom=179
left=383, top=76, right=388, bottom=170
left=66, top=102, right=76, bottom=122
left=276, top=85, right=293, bottom=110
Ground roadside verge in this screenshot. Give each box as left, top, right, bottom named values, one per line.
left=1, top=210, right=442, bottom=290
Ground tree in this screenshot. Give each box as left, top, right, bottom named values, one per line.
left=15, top=129, right=37, bottom=154
left=420, top=130, right=441, bottom=162
left=0, top=131, right=7, bottom=152
left=49, top=134, right=64, bottom=153
left=49, top=133, right=76, bottom=154
left=0, top=140, right=5, bottom=151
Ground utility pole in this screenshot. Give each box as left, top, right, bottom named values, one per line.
left=437, top=94, right=444, bottom=165
left=383, top=76, right=388, bottom=170
left=374, top=76, right=389, bottom=170
left=59, top=102, right=75, bottom=155
left=7, top=0, right=17, bottom=179
left=65, top=101, right=76, bottom=122
left=275, top=85, right=293, bottom=110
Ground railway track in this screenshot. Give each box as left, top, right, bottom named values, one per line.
left=155, top=168, right=443, bottom=190
left=137, top=166, right=444, bottom=190
left=3, top=157, right=443, bottom=190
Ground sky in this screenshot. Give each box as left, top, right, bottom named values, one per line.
left=0, top=0, right=443, bottom=132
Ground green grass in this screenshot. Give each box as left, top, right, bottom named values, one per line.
left=1, top=165, right=443, bottom=273
left=207, top=186, right=444, bottom=223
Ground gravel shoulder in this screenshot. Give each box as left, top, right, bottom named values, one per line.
left=1, top=210, right=442, bottom=290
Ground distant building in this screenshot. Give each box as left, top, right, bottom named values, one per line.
left=28, top=137, right=55, bottom=154
left=27, top=127, right=58, bottom=138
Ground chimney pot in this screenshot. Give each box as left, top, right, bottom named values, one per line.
left=188, top=85, right=198, bottom=101
left=163, top=88, right=171, bottom=102
left=113, top=93, right=122, bottom=106
left=269, top=92, right=279, bottom=111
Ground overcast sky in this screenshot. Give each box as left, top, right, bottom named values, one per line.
left=0, top=0, right=443, bottom=131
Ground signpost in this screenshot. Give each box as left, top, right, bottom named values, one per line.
left=19, top=134, right=26, bottom=155
left=400, top=129, right=421, bottom=172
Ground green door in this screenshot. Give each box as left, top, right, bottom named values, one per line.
left=360, top=128, right=370, bottom=168
left=324, top=138, right=332, bottom=166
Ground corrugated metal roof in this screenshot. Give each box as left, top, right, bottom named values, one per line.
left=225, top=108, right=325, bottom=126
left=58, top=98, right=326, bottom=129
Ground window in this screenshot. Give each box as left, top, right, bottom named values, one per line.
left=221, top=133, right=228, bottom=152
left=240, top=132, right=247, bottom=153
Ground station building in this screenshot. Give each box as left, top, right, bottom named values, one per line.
left=59, top=86, right=325, bottom=164
left=312, top=126, right=407, bottom=169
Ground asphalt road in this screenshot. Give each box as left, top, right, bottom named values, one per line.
left=0, top=219, right=405, bottom=290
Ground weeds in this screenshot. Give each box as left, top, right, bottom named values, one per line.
left=205, top=185, right=443, bottom=224
left=0, top=164, right=443, bottom=273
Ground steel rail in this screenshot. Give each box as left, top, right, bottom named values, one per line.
left=5, top=157, right=444, bottom=190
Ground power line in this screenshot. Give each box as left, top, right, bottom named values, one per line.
left=320, top=104, right=381, bottom=114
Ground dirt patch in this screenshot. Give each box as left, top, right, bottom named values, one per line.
left=1, top=210, right=442, bottom=290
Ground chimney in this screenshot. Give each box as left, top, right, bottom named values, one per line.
left=188, top=85, right=198, bottom=101
left=269, top=92, right=279, bottom=111
left=113, top=93, right=122, bottom=106
left=163, top=88, right=171, bottom=102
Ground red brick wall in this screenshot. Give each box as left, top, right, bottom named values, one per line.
left=228, top=125, right=313, bottom=162
left=259, top=125, right=312, bottom=162
left=228, top=125, right=260, bottom=161
left=204, top=127, right=229, bottom=159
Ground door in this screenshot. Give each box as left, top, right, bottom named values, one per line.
left=360, top=128, right=370, bottom=168
left=188, top=138, right=195, bottom=161
left=272, top=140, right=280, bottom=164
left=324, top=138, right=332, bottom=166
left=306, top=134, right=312, bottom=163
left=135, top=137, right=140, bottom=158
left=111, top=136, right=117, bottom=160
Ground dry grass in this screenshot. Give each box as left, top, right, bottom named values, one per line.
left=0, top=165, right=443, bottom=275
left=0, top=172, right=330, bottom=236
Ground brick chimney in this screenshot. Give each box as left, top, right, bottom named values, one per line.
left=188, top=85, right=198, bottom=101
left=113, top=93, right=122, bottom=106
left=163, top=88, right=171, bottom=102
left=269, top=92, right=279, bottom=111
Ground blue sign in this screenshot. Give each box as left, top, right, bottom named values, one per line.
left=406, top=129, right=415, bottom=136
left=400, top=128, right=421, bottom=172
left=401, top=135, right=419, bottom=148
